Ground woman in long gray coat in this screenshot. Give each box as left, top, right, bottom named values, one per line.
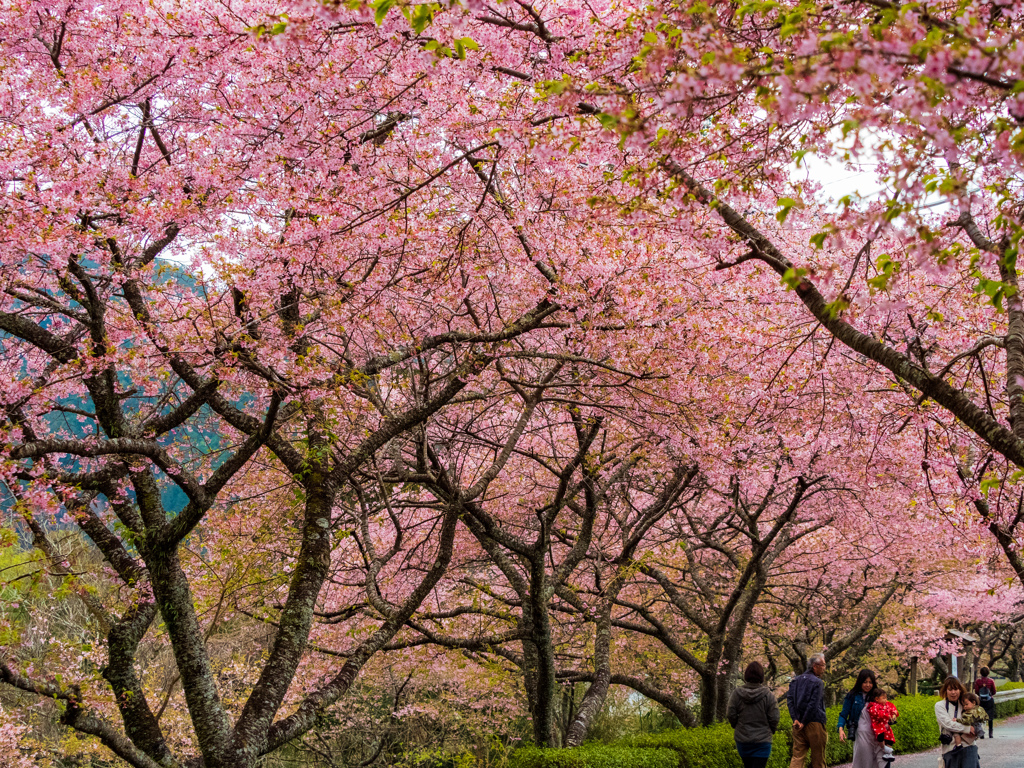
left=728, top=661, right=781, bottom=768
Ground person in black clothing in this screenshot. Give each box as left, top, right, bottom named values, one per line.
left=973, top=666, right=997, bottom=738
left=728, top=661, right=781, bottom=768
left=787, top=653, right=828, bottom=768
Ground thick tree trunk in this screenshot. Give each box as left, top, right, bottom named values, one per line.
left=230, top=433, right=335, bottom=764
left=103, top=603, right=175, bottom=767
left=1000, top=260, right=1024, bottom=441
left=264, top=505, right=460, bottom=755
left=699, top=670, right=718, bottom=727
left=521, top=625, right=542, bottom=738
left=564, top=601, right=612, bottom=747
left=526, top=556, right=559, bottom=747
left=146, top=549, right=233, bottom=766
left=715, top=624, right=752, bottom=723
left=715, top=656, right=742, bottom=723
left=1008, top=645, right=1022, bottom=682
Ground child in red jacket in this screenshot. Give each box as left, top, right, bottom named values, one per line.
left=866, top=689, right=899, bottom=762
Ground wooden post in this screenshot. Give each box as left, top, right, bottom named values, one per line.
left=964, top=643, right=974, bottom=686
left=909, top=656, right=919, bottom=696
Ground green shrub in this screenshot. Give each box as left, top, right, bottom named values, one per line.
left=625, top=722, right=744, bottom=768
left=616, top=695, right=942, bottom=767
left=890, top=695, right=940, bottom=753
left=766, top=710, right=792, bottom=768
left=509, top=745, right=676, bottom=768
left=823, top=701, right=853, bottom=765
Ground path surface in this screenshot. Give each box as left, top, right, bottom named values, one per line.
left=836, top=715, right=1024, bottom=768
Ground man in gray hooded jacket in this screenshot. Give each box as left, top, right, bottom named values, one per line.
left=728, top=661, right=781, bottom=768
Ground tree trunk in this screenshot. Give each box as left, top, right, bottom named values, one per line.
left=1008, top=646, right=1021, bottom=682
left=527, top=560, right=559, bottom=747
left=521, top=621, right=542, bottom=739
left=715, top=657, right=743, bottom=723
left=716, top=631, right=749, bottom=722
left=564, top=601, right=613, bottom=746
left=699, top=670, right=718, bottom=727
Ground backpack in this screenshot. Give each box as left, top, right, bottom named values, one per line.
left=977, top=680, right=994, bottom=702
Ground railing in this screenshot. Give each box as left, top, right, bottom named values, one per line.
left=994, top=688, right=1024, bottom=703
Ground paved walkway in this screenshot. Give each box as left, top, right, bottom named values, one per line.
left=836, top=715, right=1024, bottom=768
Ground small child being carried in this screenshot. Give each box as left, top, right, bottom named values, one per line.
left=866, top=688, right=899, bottom=764
left=955, top=692, right=988, bottom=748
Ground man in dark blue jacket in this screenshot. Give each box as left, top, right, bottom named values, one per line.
left=787, top=654, right=828, bottom=768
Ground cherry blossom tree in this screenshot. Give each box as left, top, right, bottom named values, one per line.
left=606, top=452, right=843, bottom=725
left=0, top=1, right=651, bottom=765
left=341, top=0, right=1024, bottom=586
left=5, top=0, right=1024, bottom=763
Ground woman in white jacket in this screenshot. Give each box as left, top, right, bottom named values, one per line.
left=934, top=677, right=979, bottom=768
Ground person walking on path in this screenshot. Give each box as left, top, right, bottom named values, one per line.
left=935, top=676, right=979, bottom=768
left=974, top=666, right=997, bottom=738
left=787, top=653, right=828, bottom=768
left=728, top=661, right=781, bottom=768
left=838, top=669, right=888, bottom=768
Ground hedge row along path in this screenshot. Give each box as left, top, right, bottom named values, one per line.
left=837, top=714, right=1024, bottom=768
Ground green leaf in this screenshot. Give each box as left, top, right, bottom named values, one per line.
left=775, top=196, right=799, bottom=223
left=409, top=3, right=435, bottom=34
left=374, top=0, right=396, bottom=26
left=980, top=472, right=1001, bottom=498
left=866, top=253, right=899, bottom=292
left=596, top=112, right=619, bottom=131
left=537, top=78, right=569, bottom=95
left=780, top=266, right=808, bottom=290
left=974, top=276, right=1008, bottom=311
left=824, top=296, right=849, bottom=317
left=452, top=36, right=478, bottom=59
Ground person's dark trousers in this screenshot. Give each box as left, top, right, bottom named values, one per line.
left=982, top=700, right=995, bottom=737
left=736, top=741, right=772, bottom=768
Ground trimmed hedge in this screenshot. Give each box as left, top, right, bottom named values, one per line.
left=626, top=722, right=753, bottom=768
left=509, top=746, right=677, bottom=768
left=889, top=695, right=941, bottom=753
left=618, top=695, right=941, bottom=768
left=995, top=681, right=1024, bottom=718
